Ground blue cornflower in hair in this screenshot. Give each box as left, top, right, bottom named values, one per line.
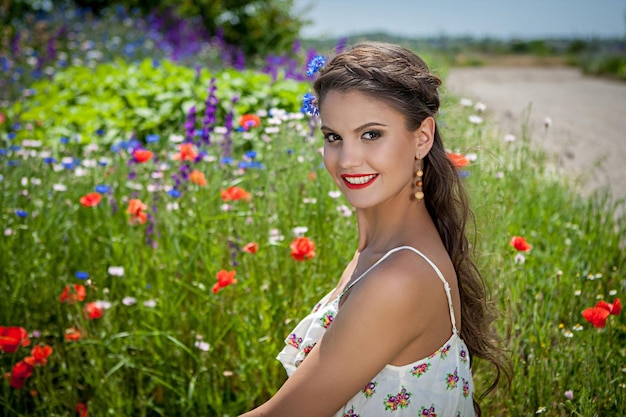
left=306, top=55, right=326, bottom=77
left=301, top=93, right=319, bottom=117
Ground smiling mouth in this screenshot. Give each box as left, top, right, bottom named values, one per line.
left=341, top=174, right=379, bottom=189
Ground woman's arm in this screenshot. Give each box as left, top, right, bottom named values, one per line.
left=239, top=253, right=437, bottom=417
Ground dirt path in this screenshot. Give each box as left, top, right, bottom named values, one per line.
left=445, top=67, right=626, bottom=211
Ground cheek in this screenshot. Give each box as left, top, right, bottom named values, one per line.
left=322, top=145, right=336, bottom=173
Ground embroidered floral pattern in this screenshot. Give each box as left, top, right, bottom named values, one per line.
left=411, top=362, right=431, bottom=378
left=319, top=311, right=334, bottom=328
left=462, top=378, right=470, bottom=398
left=419, top=405, right=437, bottom=416
left=286, top=333, right=302, bottom=349
left=383, top=386, right=412, bottom=411
left=446, top=368, right=459, bottom=390
left=440, top=344, right=451, bottom=359
left=460, top=347, right=468, bottom=364
left=342, top=406, right=360, bottom=417
left=362, top=381, right=377, bottom=398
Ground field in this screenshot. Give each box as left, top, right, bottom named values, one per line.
left=1, top=6, right=625, bottom=417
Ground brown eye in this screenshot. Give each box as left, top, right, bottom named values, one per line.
left=362, top=131, right=381, bottom=141
left=324, top=133, right=341, bottom=143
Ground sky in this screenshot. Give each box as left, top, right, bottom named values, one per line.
left=293, top=0, right=626, bottom=39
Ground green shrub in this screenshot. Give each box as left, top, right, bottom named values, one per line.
left=6, top=58, right=308, bottom=146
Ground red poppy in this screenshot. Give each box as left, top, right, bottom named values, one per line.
left=221, top=186, right=252, bottom=202
left=290, top=237, right=316, bottom=261
left=189, top=170, right=207, bottom=186
left=0, top=326, right=31, bottom=353
left=127, top=198, right=148, bottom=225
left=7, top=360, right=33, bottom=389
left=24, top=344, right=53, bottom=366
left=239, top=114, right=261, bottom=130
left=79, top=192, right=102, bottom=208
left=174, top=143, right=198, bottom=161
left=64, top=327, right=82, bottom=342
left=594, top=298, right=622, bottom=316
left=84, top=302, right=103, bottom=320
left=212, top=269, right=237, bottom=294
left=0, top=112, right=6, bottom=125
left=133, top=149, right=153, bottom=163
left=243, top=242, right=259, bottom=254
left=75, top=402, right=88, bottom=417
left=510, top=236, right=532, bottom=252
left=582, top=306, right=611, bottom=328
left=59, top=284, right=87, bottom=304
left=447, top=152, right=470, bottom=168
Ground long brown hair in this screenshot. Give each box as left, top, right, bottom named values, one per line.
left=313, top=42, right=511, bottom=415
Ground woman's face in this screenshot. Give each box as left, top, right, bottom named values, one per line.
left=319, top=90, right=419, bottom=210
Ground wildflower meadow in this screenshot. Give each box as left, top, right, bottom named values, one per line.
left=1, top=5, right=625, bottom=417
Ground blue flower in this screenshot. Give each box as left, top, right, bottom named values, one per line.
left=110, top=142, right=123, bottom=153
left=9, top=145, right=21, bottom=151
left=43, top=157, right=56, bottom=164
left=301, top=93, right=319, bottom=116
left=238, top=161, right=265, bottom=169
left=0, top=148, right=6, bottom=155
left=146, top=133, right=160, bottom=143
left=306, top=55, right=326, bottom=77
left=59, top=136, right=69, bottom=144
left=168, top=188, right=181, bottom=198
left=98, top=159, right=108, bottom=166
left=244, top=150, right=257, bottom=159
left=220, top=156, right=234, bottom=165
left=95, top=184, right=110, bottom=193
left=7, top=132, right=16, bottom=140
left=15, top=209, right=28, bottom=217
left=95, top=129, right=106, bottom=136
left=62, top=159, right=77, bottom=170
left=8, top=160, right=20, bottom=166
left=459, top=170, right=470, bottom=178
left=75, top=271, right=89, bottom=280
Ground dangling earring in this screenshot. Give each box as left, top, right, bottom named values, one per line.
left=414, top=157, right=424, bottom=202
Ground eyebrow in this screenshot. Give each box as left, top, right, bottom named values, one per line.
left=320, top=122, right=388, bottom=133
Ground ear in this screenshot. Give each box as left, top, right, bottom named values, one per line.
left=413, top=116, right=435, bottom=159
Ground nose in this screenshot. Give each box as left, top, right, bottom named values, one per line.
left=338, top=140, right=362, bottom=169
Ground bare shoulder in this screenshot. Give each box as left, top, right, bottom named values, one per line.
left=342, top=248, right=452, bottom=321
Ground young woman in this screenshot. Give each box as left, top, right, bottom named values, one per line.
left=240, top=42, right=510, bottom=417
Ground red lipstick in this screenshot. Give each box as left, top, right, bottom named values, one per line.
left=341, top=174, right=379, bottom=190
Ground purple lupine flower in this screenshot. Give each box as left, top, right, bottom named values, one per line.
left=185, top=105, right=196, bottom=143
left=228, top=240, right=239, bottom=267
left=201, top=78, right=218, bottom=146
left=235, top=50, right=245, bottom=70
left=109, top=195, right=118, bottom=215
left=335, top=38, right=348, bottom=54
left=222, top=96, right=238, bottom=158
left=292, top=39, right=301, bottom=54
left=179, top=163, right=193, bottom=181
left=145, top=212, right=158, bottom=249
left=11, top=32, right=20, bottom=55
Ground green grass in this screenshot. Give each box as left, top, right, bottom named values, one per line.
left=1, top=70, right=625, bottom=417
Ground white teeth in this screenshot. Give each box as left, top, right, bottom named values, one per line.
left=344, top=174, right=376, bottom=185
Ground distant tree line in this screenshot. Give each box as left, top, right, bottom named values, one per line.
left=0, top=0, right=308, bottom=58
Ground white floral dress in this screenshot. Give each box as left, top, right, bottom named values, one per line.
left=277, top=246, right=475, bottom=417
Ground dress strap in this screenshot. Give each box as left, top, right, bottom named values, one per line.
left=345, top=246, right=458, bottom=335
